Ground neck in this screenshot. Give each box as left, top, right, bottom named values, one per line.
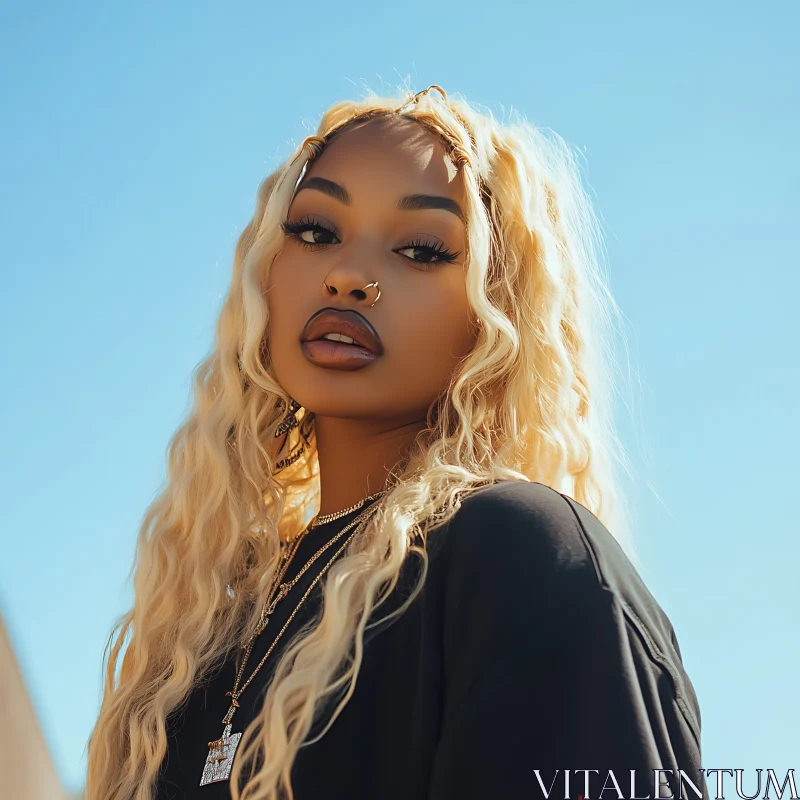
left=313, top=414, right=427, bottom=516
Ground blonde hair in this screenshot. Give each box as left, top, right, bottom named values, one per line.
left=85, top=84, right=639, bottom=800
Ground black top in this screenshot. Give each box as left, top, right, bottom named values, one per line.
left=155, top=480, right=707, bottom=800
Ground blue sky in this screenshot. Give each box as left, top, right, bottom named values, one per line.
left=1, top=0, right=797, bottom=793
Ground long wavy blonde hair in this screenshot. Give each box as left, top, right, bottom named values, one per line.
left=85, top=84, right=638, bottom=800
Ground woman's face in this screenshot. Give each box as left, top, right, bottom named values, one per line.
left=266, top=116, right=476, bottom=424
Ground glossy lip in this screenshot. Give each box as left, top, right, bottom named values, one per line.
left=300, top=308, right=384, bottom=356
left=300, top=339, right=379, bottom=371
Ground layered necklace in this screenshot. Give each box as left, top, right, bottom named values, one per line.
left=200, top=490, right=387, bottom=786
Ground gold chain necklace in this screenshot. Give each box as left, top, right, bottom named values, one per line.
left=261, top=491, right=388, bottom=624
left=199, top=501, right=381, bottom=786
left=309, top=489, right=387, bottom=528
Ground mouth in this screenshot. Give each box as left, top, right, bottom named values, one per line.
left=299, top=307, right=384, bottom=371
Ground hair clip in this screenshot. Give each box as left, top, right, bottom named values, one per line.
left=413, top=85, right=447, bottom=103
left=397, top=85, right=448, bottom=114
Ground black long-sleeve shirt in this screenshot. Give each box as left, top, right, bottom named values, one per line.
left=155, top=480, right=707, bottom=799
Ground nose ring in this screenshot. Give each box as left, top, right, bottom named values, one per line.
left=360, top=281, right=381, bottom=307
left=322, top=280, right=381, bottom=307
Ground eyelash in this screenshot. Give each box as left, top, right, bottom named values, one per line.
left=280, top=216, right=461, bottom=268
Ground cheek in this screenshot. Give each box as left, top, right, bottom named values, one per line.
left=390, top=278, right=474, bottom=382
left=265, top=259, right=304, bottom=355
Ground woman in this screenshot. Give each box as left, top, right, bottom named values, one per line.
left=86, top=86, right=707, bottom=800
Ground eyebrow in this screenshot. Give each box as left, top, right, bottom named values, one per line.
left=293, top=176, right=464, bottom=221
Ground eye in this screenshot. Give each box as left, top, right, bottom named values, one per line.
left=395, top=238, right=461, bottom=268
left=280, top=217, right=461, bottom=269
left=281, top=217, right=340, bottom=249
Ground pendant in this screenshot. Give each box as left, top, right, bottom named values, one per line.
left=199, top=723, right=243, bottom=786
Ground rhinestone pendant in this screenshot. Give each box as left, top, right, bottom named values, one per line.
left=200, top=723, right=243, bottom=786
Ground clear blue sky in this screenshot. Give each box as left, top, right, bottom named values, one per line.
left=1, top=1, right=797, bottom=793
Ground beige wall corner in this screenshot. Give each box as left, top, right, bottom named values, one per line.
left=0, top=610, right=79, bottom=800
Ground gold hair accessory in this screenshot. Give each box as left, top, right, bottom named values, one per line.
left=413, top=84, right=447, bottom=103
left=290, top=135, right=326, bottom=168
left=451, top=150, right=471, bottom=170
left=303, top=135, right=326, bottom=150
left=396, top=84, right=448, bottom=114
left=200, top=500, right=382, bottom=786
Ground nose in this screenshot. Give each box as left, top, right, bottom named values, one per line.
left=322, top=274, right=381, bottom=307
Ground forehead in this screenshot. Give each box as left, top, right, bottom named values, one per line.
left=300, top=116, right=461, bottom=197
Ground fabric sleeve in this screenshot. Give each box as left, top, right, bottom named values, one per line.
left=427, top=483, right=707, bottom=800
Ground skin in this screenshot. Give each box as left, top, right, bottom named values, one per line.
left=265, top=115, right=477, bottom=517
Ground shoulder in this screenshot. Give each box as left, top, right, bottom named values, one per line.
left=437, top=479, right=670, bottom=629
left=433, top=480, right=691, bottom=700
left=435, top=479, right=617, bottom=596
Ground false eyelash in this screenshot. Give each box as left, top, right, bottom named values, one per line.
left=279, top=217, right=461, bottom=265
left=280, top=216, right=337, bottom=248
left=402, top=237, right=460, bottom=264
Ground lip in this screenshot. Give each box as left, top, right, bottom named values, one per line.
left=301, top=339, right=380, bottom=371
left=300, top=308, right=384, bottom=355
